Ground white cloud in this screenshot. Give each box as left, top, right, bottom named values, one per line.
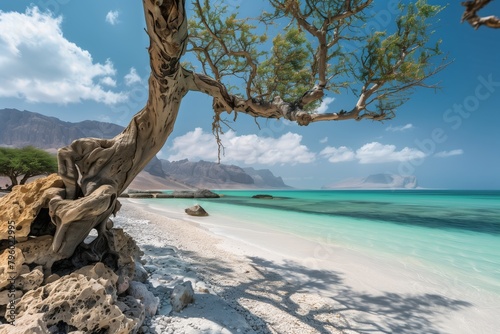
left=124, top=67, right=142, bottom=86
left=316, top=97, right=335, bottom=114
left=168, top=128, right=315, bottom=165
left=319, top=137, right=328, bottom=144
left=321, top=142, right=425, bottom=164
left=100, top=76, right=116, bottom=87
left=356, top=142, right=425, bottom=164
left=386, top=123, right=414, bottom=132
left=0, top=7, right=126, bottom=105
left=320, top=146, right=355, bottom=163
left=434, top=149, right=464, bottom=158
left=105, top=10, right=119, bottom=25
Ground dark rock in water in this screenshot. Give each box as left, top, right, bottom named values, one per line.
left=173, top=189, right=219, bottom=198
left=194, top=189, right=220, bottom=198
left=252, top=194, right=274, bottom=199
left=156, top=193, right=174, bottom=198
left=185, top=205, right=209, bottom=217
left=128, top=189, right=163, bottom=194
left=173, top=190, right=195, bottom=198
left=128, top=193, right=155, bottom=198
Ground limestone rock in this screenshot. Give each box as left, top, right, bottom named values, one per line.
left=16, top=235, right=64, bottom=269
left=116, top=295, right=145, bottom=326
left=170, top=281, right=194, bottom=312
left=10, top=270, right=140, bottom=333
left=127, top=281, right=159, bottom=317
left=0, top=247, right=25, bottom=290
left=16, top=266, right=44, bottom=291
left=74, top=262, right=119, bottom=296
left=0, top=313, right=49, bottom=334
left=0, top=289, right=22, bottom=305
left=134, top=262, right=149, bottom=283
left=0, top=174, right=64, bottom=240
left=185, top=205, right=209, bottom=217
left=107, top=228, right=144, bottom=288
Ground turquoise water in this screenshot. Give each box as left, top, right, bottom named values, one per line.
left=140, top=190, right=500, bottom=296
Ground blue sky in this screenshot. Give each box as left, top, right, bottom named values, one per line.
left=0, top=1, right=499, bottom=189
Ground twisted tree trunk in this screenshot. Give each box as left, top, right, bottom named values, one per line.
left=49, top=0, right=189, bottom=258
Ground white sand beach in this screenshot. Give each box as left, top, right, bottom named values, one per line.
left=116, top=199, right=499, bottom=334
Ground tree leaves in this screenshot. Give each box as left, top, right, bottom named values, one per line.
left=0, top=146, right=57, bottom=187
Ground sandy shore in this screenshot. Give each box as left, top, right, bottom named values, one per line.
left=116, top=199, right=498, bottom=334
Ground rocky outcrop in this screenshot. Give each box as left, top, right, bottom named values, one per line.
left=0, top=176, right=154, bottom=332
left=1, top=263, right=143, bottom=333
left=0, top=174, right=64, bottom=241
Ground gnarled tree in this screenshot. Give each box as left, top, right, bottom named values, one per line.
left=9, top=0, right=447, bottom=260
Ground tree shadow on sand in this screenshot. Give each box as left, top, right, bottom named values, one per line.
left=173, top=249, right=472, bottom=334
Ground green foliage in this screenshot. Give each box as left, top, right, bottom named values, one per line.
left=0, top=146, right=57, bottom=188
left=188, top=0, right=446, bottom=117
left=189, top=0, right=267, bottom=95
left=254, top=28, right=313, bottom=101
left=357, top=0, right=443, bottom=113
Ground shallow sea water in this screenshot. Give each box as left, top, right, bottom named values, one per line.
left=139, top=190, right=500, bottom=296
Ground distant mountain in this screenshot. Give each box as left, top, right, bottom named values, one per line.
left=0, top=108, right=290, bottom=189
left=0, top=108, right=123, bottom=149
left=0, top=108, right=164, bottom=177
left=243, top=167, right=289, bottom=188
left=323, top=173, right=418, bottom=189
left=161, top=159, right=291, bottom=189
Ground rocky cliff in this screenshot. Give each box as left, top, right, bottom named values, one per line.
left=0, top=108, right=165, bottom=178
left=161, top=159, right=290, bottom=189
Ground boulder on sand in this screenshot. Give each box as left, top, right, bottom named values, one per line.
left=185, top=205, right=209, bottom=217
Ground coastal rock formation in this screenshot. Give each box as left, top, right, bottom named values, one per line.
left=185, top=205, right=209, bottom=217
left=0, top=173, right=64, bottom=241
left=0, top=178, right=152, bottom=332
left=2, top=263, right=143, bottom=333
